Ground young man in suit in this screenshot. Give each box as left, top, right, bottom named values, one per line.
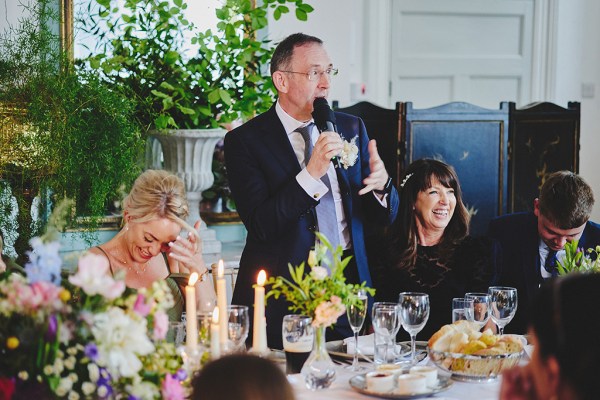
left=488, top=171, right=600, bottom=333
left=224, top=33, right=399, bottom=349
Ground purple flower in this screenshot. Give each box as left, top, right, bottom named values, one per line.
left=45, top=314, right=57, bottom=341
left=174, top=369, right=187, bottom=381
left=84, top=343, right=98, bottom=361
left=127, top=396, right=141, bottom=400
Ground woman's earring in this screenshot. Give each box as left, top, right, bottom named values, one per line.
left=125, top=224, right=129, bottom=231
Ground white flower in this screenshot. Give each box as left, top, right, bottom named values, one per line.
left=97, top=385, right=108, bottom=398
left=53, top=358, right=64, bottom=374
left=68, top=391, right=80, bottom=400
left=65, top=356, right=76, bottom=370
left=17, top=371, right=28, bottom=380
left=339, top=136, right=359, bottom=169
left=81, top=382, right=96, bottom=396
left=55, top=377, right=73, bottom=397
left=92, top=307, right=154, bottom=378
left=310, top=266, right=328, bottom=281
left=127, top=381, right=160, bottom=400
left=87, top=363, right=99, bottom=382
left=69, top=253, right=126, bottom=300
left=307, top=250, right=318, bottom=268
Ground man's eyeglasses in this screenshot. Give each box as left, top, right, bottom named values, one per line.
left=280, top=68, right=339, bottom=81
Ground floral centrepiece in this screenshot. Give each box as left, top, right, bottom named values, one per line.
left=266, top=232, right=374, bottom=389
left=0, top=236, right=187, bottom=399
left=556, top=239, right=600, bottom=275
left=265, top=232, right=374, bottom=328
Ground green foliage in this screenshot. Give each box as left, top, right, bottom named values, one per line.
left=79, top=0, right=314, bottom=131
left=556, top=239, right=600, bottom=275
left=0, top=0, right=144, bottom=261
left=265, top=232, right=375, bottom=322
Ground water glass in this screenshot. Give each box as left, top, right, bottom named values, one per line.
left=488, top=286, right=518, bottom=335
left=465, top=292, right=491, bottom=330
left=371, top=302, right=400, bottom=364
left=452, top=297, right=474, bottom=323
left=227, top=305, right=249, bottom=353
left=167, top=321, right=186, bottom=346
left=398, top=292, right=429, bottom=364
left=197, top=311, right=213, bottom=347
left=282, top=315, right=314, bottom=374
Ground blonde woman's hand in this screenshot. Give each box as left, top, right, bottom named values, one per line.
left=168, top=220, right=207, bottom=275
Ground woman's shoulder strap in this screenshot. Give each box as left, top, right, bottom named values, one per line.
left=95, top=246, right=114, bottom=276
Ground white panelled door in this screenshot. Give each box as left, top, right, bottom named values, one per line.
left=389, top=0, right=534, bottom=109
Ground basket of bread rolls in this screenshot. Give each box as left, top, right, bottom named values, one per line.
left=427, top=320, right=525, bottom=382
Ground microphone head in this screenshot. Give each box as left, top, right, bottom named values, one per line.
left=312, top=97, right=336, bottom=125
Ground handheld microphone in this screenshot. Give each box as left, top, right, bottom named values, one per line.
left=312, top=97, right=341, bottom=168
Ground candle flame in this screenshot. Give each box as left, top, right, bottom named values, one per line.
left=212, top=306, right=219, bottom=323
left=257, top=270, right=266, bottom=286
left=188, top=272, right=199, bottom=286
left=217, top=259, right=224, bottom=278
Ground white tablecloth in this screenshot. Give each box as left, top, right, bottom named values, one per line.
left=289, top=362, right=502, bottom=400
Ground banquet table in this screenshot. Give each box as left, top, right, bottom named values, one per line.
left=288, top=360, right=503, bottom=400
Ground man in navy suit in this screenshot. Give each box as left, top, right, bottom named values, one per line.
left=224, top=33, right=399, bottom=349
left=488, top=171, right=600, bottom=333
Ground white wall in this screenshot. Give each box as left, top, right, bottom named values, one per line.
left=269, top=0, right=600, bottom=221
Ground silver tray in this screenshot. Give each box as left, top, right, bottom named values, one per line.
left=327, top=340, right=428, bottom=362
left=349, top=373, right=453, bottom=399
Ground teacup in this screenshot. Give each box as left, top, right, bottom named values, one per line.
left=366, top=371, right=395, bottom=393
left=409, top=365, right=438, bottom=387
left=396, top=373, right=427, bottom=394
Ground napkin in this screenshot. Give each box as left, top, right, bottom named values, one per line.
left=343, top=333, right=375, bottom=355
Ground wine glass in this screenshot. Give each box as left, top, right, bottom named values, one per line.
left=488, top=286, right=518, bottom=335
left=398, top=292, right=429, bottom=364
left=452, top=297, right=474, bottom=323
left=465, top=292, right=492, bottom=330
left=371, top=302, right=400, bottom=364
left=226, top=305, right=249, bottom=353
left=346, top=288, right=368, bottom=371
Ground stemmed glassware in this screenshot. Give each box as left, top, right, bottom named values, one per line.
left=346, top=288, right=368, bottom=371
left=488, top=287, right=518, bottom=335
left=371, top=302, right=400, bottom=364
left=465, top=292, right=492, bottom=330
left=398, top=292, right=429, bottom=364
left=226, top=305, right=249, bottom=353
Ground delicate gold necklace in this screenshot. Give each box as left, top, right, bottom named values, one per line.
left=109, top=246, right=149, bottom=275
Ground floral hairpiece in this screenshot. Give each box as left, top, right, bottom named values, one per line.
left=400, top=173, right=413, bottom=188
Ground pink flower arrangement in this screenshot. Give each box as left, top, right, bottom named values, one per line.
left=0, top=237, right=188, bottom=399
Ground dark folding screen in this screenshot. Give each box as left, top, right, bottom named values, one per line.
left=508, top=102, right=581, bottom=213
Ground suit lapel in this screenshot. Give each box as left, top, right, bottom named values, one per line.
left=257, top=106, right=301, bottom=176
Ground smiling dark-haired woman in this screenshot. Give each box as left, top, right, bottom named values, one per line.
left=373, top=159, right=500, bottom=340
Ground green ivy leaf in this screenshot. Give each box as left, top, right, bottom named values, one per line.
left=296, top=8, right=308, bottom=21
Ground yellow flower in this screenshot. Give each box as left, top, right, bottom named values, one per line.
left=6, top=336, right=19, bottom=349
left=60, top=288, right=72, bottom=302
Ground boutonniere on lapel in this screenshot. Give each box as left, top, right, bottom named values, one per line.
left=339, top=136, right=359, bottom=169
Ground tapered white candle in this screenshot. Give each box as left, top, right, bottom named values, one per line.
left=216, top=260, right=228, bottom=347
left=185, top=272, right=199, bottom=352
left=211, top=307, right=221, bottom=359
left=252, top=270, right=268, bottom=352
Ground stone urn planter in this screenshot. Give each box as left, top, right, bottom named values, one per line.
left=149, top=128, right=226, bottom=264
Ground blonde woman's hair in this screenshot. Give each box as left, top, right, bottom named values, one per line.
left=122, top=169, right=197, bottom=236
